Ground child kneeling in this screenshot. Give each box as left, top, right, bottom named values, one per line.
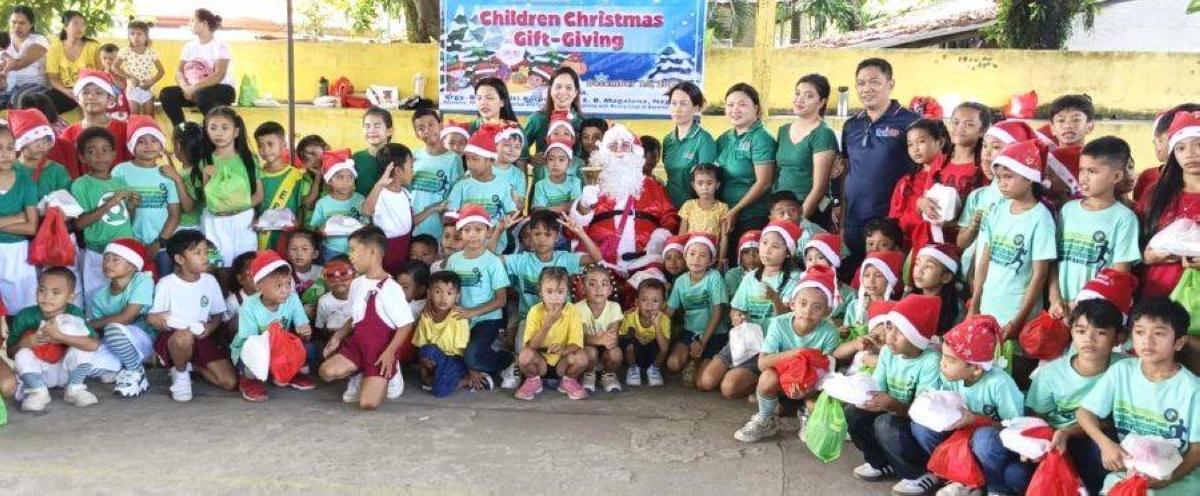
left=8, top=268, right=99, bottom=411
left=515, top=267, right=590, bottom=400
left=415, top=271, right=471, bottom=397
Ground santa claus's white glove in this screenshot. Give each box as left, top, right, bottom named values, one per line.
left=581, top=185, right=600, bottom=208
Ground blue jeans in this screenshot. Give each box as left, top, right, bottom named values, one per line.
left=419, top=345, right=467, bottom=397
left=844, top=406, right=929, bottom=480
left=911, top=423, right=1034, bottom=494
left=1069, top=429, right=1116, bottom=496
left=155, top=249, right=174, bottom=278
left=464, top=319, right=512, bottom=374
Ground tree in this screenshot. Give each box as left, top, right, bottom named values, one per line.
left=337, top=0, right=440, bottom=42
left=1190, top=0, right=1199, bottom=14
left=985, top=0, right=1098, bottom=49
left=0, top=0, right=130, bottom=38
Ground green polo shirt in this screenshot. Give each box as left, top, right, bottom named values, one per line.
left=774, top=121, right=838, bottom=200
left=522, top=110, right=582, bottom=160
left=662, top=123, right=718, bottom=208
left=352, top=149, right=380, bottom=197
left=716, top=121, right=776, bottom=222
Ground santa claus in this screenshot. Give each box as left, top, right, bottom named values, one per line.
left=570, top=124, right=678, bottom=276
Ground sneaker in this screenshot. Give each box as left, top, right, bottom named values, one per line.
left=798, top=413, right=810, bottom=440
left=852, top=463, right=896, bottom=481
left=646, top=365, right=664, bottom=387
left=98, top=372, right=119, bottom=384
left=937, top=483, right=984, bottom=496
left=600, top=373, right=622, bottom=392
left=500, top=363, right=521, bottom=390
left=342, top=374, right=363, bottom=404
left=558, top=377, right=588, bottom=400
left=169, top=368, right=193, bottom=402
left=20, top=387, right=51, bottom=412
left=387, top=371, right=405, bottom=399
left=514, top=376, right=543, bottom=400
left=733, top=413, right=778, bottom=442
left=64, top=384, right=98, bottom=407
left=581, top=371, right=597, bottom=392
left=891, top=473, right=938, bottom=495
left=471, top=374, right=495, bottom=392
left=240, top=377, right=268, bottom=403
left=626, top=366, right=642, bottom=387
left=681, top=360, right=697, bottom=388
left=274, top=374, right=317, bottom=391
left=113, top=369, right=149, bottom=398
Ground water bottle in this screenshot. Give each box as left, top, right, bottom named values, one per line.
left=837, top=86, right=850, bottom=117
left=414, top=72, right=427, bottom=97
left=318, top=77, right=329, bottom=97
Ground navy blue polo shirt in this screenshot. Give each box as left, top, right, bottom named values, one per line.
left=841, top=100, right=919, bottom=233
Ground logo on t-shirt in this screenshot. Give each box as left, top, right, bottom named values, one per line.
left=991, top=234, right=1029, bottom=273
left=97, top=192, right=130, bottom=226
left=200, top=296, right=209, bottom=308
left=456, top=267, right=483, bottom=288
left=1062, top=230, right=1111, bottom=267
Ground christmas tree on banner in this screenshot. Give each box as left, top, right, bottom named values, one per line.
left=527, top=48, right=567, bottom=67
left=442, top=6, right=471, bottom=64
left=460, top=14, right=494, bottom=80
left=645, top=43, right=700, bottom=83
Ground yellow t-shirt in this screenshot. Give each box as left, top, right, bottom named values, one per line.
left=574, top=300, right=623, bottom=336
left=678, top=199, right=729, bottom=238
left=46, top=39, right=101, bottom=87
left=524, top=303, right=584, bottom=366
left=621, top=310, right=671, bottom=344
left=413, top=315, right=470, bottom=356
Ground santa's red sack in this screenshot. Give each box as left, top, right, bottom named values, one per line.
left=928, top=417, right=991, bottom=488
left=1019, top=311, right=1070, bottom=360
left=1026, top=449, right=1086, bottom=496
left=268, top=322, right=307, bottom=384
left=777, top=348, right=832, bottom=394
left=1107, top=473, right=1149, bottom=496
left=28, top=207, right=76, bottom=266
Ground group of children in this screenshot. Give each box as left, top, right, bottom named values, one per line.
left=0, top=64, right=1196, bottom=495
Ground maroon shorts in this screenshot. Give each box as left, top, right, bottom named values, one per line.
left=154, top=330, right=227, bottom=369
left=382, top=234, right=412, bottom=277
left=336, top=327, right=397, bottom=378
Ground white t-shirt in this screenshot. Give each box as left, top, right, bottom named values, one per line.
left=150, top=273, right=228, bottom=325
left=372, top=188, right=413, bottom=238
left=4, top=34, right=49, bottom=88
left=180, top=38, right=235, bottom=86
left=295, top=265, right=323, bottom=286
left=409, top=299, right=426, bottom=320
left=349, top=276, right=414, bottom=330
left=316, top=292, right=353, bottom=331
left=222, top=290, right=252, bottom=323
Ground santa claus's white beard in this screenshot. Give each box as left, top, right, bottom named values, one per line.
left=594, top=148, right=644, bottom=201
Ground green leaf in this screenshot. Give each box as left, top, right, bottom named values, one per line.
left=1189, top=0, right=1200, bottom=14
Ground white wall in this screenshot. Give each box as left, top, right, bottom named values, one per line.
left=1066, top=0, right=1200, bottom=52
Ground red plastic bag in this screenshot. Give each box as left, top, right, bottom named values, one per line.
left=28, top=207, right=76, bottom=266
left=33, top=343, right=67, bottom=363
left=928, top=418, right=990, bottom=488
left=1019, top=311, right=1070, bottom=360
left=1027, top=450, right=1085, bottom=496
left=1108, top=473, right=1148, bottom=496
left=330, top=77, right=354, bottom=97
left=267, top=322, right=307, bottom=384
left=1006, top=91, right=1038, bottom=119
left=777, top=348, right=831, bottom=394
left=909, top=96, right=944, bottom=119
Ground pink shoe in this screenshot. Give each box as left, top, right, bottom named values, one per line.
left=514, top=376, right=543, bottom=401
left=558, top=376, right=588, bottom=400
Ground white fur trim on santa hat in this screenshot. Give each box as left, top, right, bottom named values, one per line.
left=862, top=256, right=899, bottom=287
left=762, top=225, right=796, bottom=255
left=440, top=126, right=469, bottom=139
left=127, top=127, right=168, bottom=155
left=1047, top=153, right=1080, bottom=195
left=1169, top=126, right=1200, bottom=152
left=993, top=155, right=1041, bottom=184
left=1075, top=289, right=1129, bottom=323
left=739, top=240, right=759, bottom=252
left=463, top=144, right=498, bottom=160
left=104, top=243, right=144, bottom=271
left=253, top=259, right=290, bottom=284
left=73, top=75, right=116, bottom=97
left=795, top=281, right=835, bottom=308
left=918, top=246, right=958, bottom=274
left=547, top=120, right=576, bottom=137
left=867, top=312, right=891, bottom=331
left=495, top=126, right=524, bottom=144
left=662, top=241, right=685, bottom=257
left=805, top=239, right=841, bottom=268
left=985, top=126, right=1016, bottom=145
left=14, top=125, right=54, bottom=152
left=685, top=236, right=716, bottom=255
left=323, top=157, right=357, bottom=181
left=889, top=311, right=931, bottom=350
left=455, top=213, right=493, bottom=230
left=545, top=141, right=574, bottom=159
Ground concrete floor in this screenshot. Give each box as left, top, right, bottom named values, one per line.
left=0, top=370, right=883, bottom=495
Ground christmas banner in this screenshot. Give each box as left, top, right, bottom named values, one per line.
left=440, top=0, right=706, bottom=117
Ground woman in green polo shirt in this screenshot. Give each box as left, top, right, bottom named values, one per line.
left=523, top=67, right=584, bottom=180
left=716, top=83, right=776, bottom=261
left=775, top=74, right=838, bottom=230
left=662, top=81, right=718, bottom=208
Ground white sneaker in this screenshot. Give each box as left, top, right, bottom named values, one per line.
left=581, top=371, right=597, bottom=392
left=113, top=369, right=149, bottom=398
left=892, top=473, right=939, bottom=495
left=21, top=387, right=51, bottom=412
left=626, top=366, right=642, bottom=387
left=98, top=372, right=119, bottom=384
left=168, top=368, right=193, bottom=402
left=600, top=372, right=622, bottom=392
left=500, top=363, right=521, bottom=390
left=387, top=371, right=405, bottom=400
left=646, top=365, right=664, bottom=387
left=733, top=413, right=778, bottom=442
left=937, top=482, right=983, bottom=496
left=852, top=463, right=895, bottom=481
left=64, top=384, right=98, bottom=407
left=342, top=374, right=362, bottom=404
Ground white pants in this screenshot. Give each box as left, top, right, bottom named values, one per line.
left=202, top=210, right=256, bottom=268
left=14, top=347, right=95, bottom=388
left=92, top=323, right=154, bottom=373
left=0, top=241, right=37, bottom=311
left=127, top=85, right=154, bottom=105
left=80, top=249, right=107, bottom=312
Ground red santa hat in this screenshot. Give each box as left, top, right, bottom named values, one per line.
left=762, top=219, right=802, bottom=256
left=250, top=250, right=292, bottom=285
left=992, top=139, right=1049, bottom=185
left=1047, top=146, right=1082, bottom=196
left=321, top=149, right=356, bottom=181
left=738, top=230, right=762, bottom=253
left=442, top=210, right=461, bottom=226
left=796, top=265, right=840, bottom=308
left=495, top=121, right=524, bottom=144
left=888, top=294, right=942, bottom=350
left=544, top=136, right=575, bottom=160
left=465, top=123, right=501, bottom=160
left=1034, top=123, right=1059, bottom=149
left=685, top=233, right=718, bottom=256
left=104, top=238, right=148, bottom=272
left=126, top=115, right=167, bottom=155
left=73, top=69, right=117, bottom=98
left=1167, top=110, right=1200, bottom=151
left=439, top=120, right=471, bottom=141
left=805, top=233, right=843, bottom=268
left=918, top=243, right=962, bottom=275
left=944, top=315, right=1003, bottom=370
left=547, top=110, right=576, bottom=137
left=7, top=108, right=55, bottom=152
left=867, top=300, right=897, bottom=330
left=455, top=204, right=492, bottom=230
left=985, top=120, right=1037, bottom=146
left=1076, top=268, right=1139, bottom=321
left=662, top=234, right=689, bottom=257
left=861, top=251, right=903, bottom=292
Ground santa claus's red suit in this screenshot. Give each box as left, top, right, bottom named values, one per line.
left=570, top=124, right=678, bottom=276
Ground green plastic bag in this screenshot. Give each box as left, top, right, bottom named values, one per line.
left=996, top=339, right=1016, bottom=374
left=238, top=74, right=259, bottom=107
left=204, top=162, right=253, bottom=214
left=842, top=325, right=868, bottom=344
left=1170, top=269, right=1200, bottom=337
left=804, top=392, right=847, bottom=463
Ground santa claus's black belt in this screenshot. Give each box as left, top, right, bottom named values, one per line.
left=592, top=210, right=659, bottom=224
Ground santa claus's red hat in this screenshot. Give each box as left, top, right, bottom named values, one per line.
left=250, top=250, right=292, bottom=285
left=662, top=234, right=688, bottom=257
left=685, top=233, right=718, bottom=255
left=1076, top=268, right=1139, bottom=321
left=985, top=120, right=1037, bottom=146
left=738, top=230, right=762, bottom=253
left=547, top=110, right=576, bottom=137
left=439, top=120, right=470, bottom=140
left=7, top=108, right=55, bottom=152
left=805, top=233, right=843, bottom=268
left=465, top=123, right=501, bottom=159
left=321, top=149, right=356, bottom=181
left=104, top=238, right=148, bottom=272
left=73, top=69, right=116, bottom=98
left=762, top=220, right=802, bottom=255
left=945, top=315, right=1003, bottom=370
left=867, top=300, right=896, bottom=330
left=544, top=136, right=575, bottom=160
left=796, top=265, right=840, bottom=308
left=992, top=139, right=1049, bottom=184
left=1047, top=146, right=1081, bottom=196
left=126, top=115, right=167, bottom=155
left=455, top=204, right=492, bottom=230
left=1034, top=123, right=1059, bottom=149
left=1167, top=111, right=1200, bottom=151
left=888, top=294, right=941, bottom=350
left=495, top=121, right=524, bottom=145
left=861, top=251, right=903, bottom=292
left=918, top=243, right=962, bottom=275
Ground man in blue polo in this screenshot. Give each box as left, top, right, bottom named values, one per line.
left=840, top=57, right=919, bottom=274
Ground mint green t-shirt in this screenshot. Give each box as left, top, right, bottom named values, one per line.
left=447, top=175, right=519, bottom=252
left=411, top=148, right=463, bottom=239
left=0, top=167, right=37, bottom=244
left=71, top=174, right=134, bottom=252
left=504, top=251, right=583, bottom=320
left=494, top=164, right=527, bottom=203
left=872, top=346, right=942, bottom=405
left=724, top=267, right=746, bottom=299
left=979, top=200, right=1057, bottom=326
left=19, top=161, right=72, bottom=200
left=112, top=162, right=180, bottom=246
left=668, top=269, right=729, bottom=337
left=231, top=292, right=310, bottom=366
left=446, top=250, right=509, bottom=325
left=309, top=193, right=365, bottom=255
left=730, top=269, right=801, bottom=330
left=532, top=176, right=582, bottom=210
left=957, top=183, right=1004, bottom=284
left=940, top=367, right=1025, bottom=421
left=1027, top=353, right=1129, bottom=429
left=761, top=314, right=839, bottom=355
left=1057, top=199, right=1141, bottom=302
left=88, top=271, right=155, bottom=338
